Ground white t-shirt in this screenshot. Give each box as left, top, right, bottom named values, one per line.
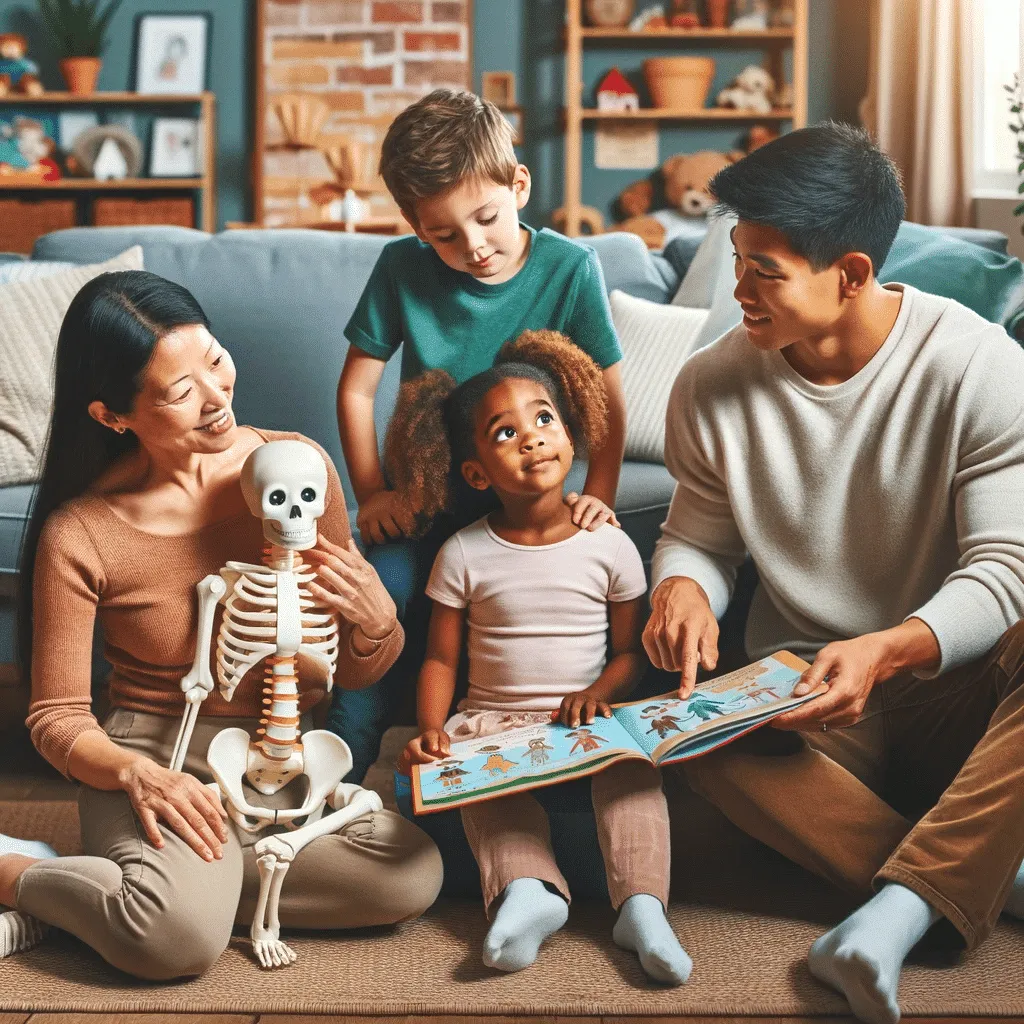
left=426, top=517, right=647, bottom=710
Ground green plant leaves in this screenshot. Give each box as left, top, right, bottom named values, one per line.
left=37, top=0, right=124, bottom=58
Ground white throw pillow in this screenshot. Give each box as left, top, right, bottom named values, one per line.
left=610, top=289, right=709, bottom=463
left=0, top=246, right=144, bottom=487
left=671, top=212, right=744, bottom=352
left=0, top=259, right=78, bottom=284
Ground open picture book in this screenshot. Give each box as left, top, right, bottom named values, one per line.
left=412, top=650, right=815, bottom=814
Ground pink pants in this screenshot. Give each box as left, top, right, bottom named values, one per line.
left=448, top=709, right=671, bottom=915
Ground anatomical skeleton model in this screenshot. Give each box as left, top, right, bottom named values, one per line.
left=172, top=439, right=383, bottom=968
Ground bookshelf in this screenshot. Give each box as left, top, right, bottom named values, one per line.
left=0, top=92, right=217, bottom=237
left=561, top=0, right=809, bottom=236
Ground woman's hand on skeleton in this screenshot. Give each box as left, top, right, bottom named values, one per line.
left=553, top=688, right=613, bottom=728
left=564, top=492, right=620, bottom=531
left=118, top=755, right=228, bottom=862
left=356, top=489, right=417, bottom=546
left=307, top=534, right=398, bottom=641
left=400, top=729, right=452, bottom=773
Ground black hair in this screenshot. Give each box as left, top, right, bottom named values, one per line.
left=16, top=270, right=212, bottom=678
left=709, top=121, right=905, bottom=273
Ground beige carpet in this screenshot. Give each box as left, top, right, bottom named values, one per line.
left=2, top=777, right=1024, bottom=1014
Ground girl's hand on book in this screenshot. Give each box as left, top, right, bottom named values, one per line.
left=565, top=492, right=620, bottom=531
left=402, top=729, right=452, bottom=769
left=554, top=690, right=613, bottom=728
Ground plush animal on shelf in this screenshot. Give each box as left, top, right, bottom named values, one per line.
left=173, top=439, right=383, bottom=970
left=0, top=35, right=43, bottom=96
left=610, top=147, right=744, bottom=249
left=716, top=64, right=776, bottom=115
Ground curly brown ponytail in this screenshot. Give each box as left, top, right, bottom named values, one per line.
left=383, top=368, right=457, bottom=536
left=498, top=330, right=609, bottom=456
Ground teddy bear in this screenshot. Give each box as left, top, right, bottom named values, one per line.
left=609, top=148, right=743, bottom=249
left=0, top=34, right=43, bottom=96
left=716, top=64, right=775, bottom=115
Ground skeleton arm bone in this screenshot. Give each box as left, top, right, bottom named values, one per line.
left=170, top=574, right=227, bottom=772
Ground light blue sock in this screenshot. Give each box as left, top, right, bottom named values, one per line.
left=613, top=893, right=692, bottom=985
left=0, top=835, right=57, bottom=863
left=809, top=884, right=941, bottom=1024
left=1002, top=857, right=1024, bottom=919
left=482, top=877, right=568, bottom=973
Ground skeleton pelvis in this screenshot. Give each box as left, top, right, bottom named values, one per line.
left=247, top=743, right=304, bottom=794
left=207, top=726, right=355, bottom=833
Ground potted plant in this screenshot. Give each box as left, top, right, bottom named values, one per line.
left=1009, top=73, right=1024, bottom=236
left=38, top=0, right=123, bottom=95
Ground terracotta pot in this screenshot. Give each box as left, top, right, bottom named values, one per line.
left=706, top=0, right=731, bottom=29
left=60, top=57, right=102, bottom=95
left=643, top=56, right=715, bottom=110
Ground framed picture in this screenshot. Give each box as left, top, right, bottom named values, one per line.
left=502, top=106, right=524, bottom=145
left=134, top=14, right=211, bottom=95
left=481, top=71, right=516, bottom=108
left=150, top=117, right=202, bottom=177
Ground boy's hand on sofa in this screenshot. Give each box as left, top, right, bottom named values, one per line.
left=554, top=688, right=613, bottom=728
left=565, top=492, right=620, bottom=530
left=357, top=489, right=417, bottom=546
left=401, top=729, right=453, bottom=773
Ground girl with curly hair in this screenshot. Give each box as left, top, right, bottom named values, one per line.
left=395, top=331, right=691, bottom=985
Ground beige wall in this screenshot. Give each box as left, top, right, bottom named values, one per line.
left=975, top=198, right=1024, bottom=260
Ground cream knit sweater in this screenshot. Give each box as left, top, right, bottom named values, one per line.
left=652, top=285, right=1024, bottom=676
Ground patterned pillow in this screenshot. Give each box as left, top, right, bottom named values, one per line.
left=610, top=289, right=708, bottom=463
left=0, top=246, right=144, bottom=487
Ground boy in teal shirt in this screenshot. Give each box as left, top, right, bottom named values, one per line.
left=332, top=88, right=627, bottom=782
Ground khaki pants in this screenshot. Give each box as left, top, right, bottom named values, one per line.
left=15, top=710, right=443, bottom=980
left=449, top=708, right=670, bottom=915
left=682, top=620, right=1024, bottom=949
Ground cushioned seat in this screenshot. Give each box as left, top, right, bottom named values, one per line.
left=0, top=483, right=32, bottom=581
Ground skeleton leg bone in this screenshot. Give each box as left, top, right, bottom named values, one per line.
left=248, top=788, right=383, bottom=967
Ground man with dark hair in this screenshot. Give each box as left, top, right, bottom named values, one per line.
left=643, top=123, right=1024, bottom=1024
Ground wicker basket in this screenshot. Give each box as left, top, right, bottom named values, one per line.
left=0, top=198, right=77, bottom=254
left=92, top=197, right=194, bottom=229
left=643, top=56, right=716, bottom=110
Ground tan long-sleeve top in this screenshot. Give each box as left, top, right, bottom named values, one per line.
left=27, top=428, right=404, bottom=778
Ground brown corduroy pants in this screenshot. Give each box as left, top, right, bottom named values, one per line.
left=14, top=710, right=443, bottom=980
left=682, top=620, right=1024, bottom=949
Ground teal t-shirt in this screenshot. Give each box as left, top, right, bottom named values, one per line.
left=344, top=224, right=622, bottom=383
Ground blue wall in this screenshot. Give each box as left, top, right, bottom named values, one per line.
left=0, top=0, right=867, bottom=230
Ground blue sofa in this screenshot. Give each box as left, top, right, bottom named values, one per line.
left=1, top=221, right=1020, bottom=673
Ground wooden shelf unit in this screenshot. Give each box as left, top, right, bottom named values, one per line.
left=562, top=0, right=809, bottom=237
left=0, top=92, right=217, bottom=233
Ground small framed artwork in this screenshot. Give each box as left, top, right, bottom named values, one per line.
left=481, top=71, right=516, bottom=108
left=502, top=106, right=524, bottom=145
left=134, top=14, right=211, bottom=95
left=150, top=117, right=202, bottom=177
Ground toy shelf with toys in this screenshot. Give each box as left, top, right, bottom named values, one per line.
left=0, top=91, right=216, bottom=252
left=561, top=0, right=808, bottom=248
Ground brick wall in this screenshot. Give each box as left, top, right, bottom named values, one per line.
left=259, top=0, right=471, bottom=226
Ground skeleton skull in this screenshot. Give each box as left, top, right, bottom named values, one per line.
left=240, top=440, right=327, bottom=550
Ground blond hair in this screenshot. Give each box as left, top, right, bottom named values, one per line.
left=379, top=88, right=517, bottom=221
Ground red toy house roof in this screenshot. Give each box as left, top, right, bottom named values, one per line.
left=597, top=68, right=637, bottom=95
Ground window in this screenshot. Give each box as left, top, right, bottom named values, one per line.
left=973, top=0, right=1023, bottom=196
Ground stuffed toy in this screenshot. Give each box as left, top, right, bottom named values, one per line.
left=0, top=35, right=43, bottom=96
left=716, top=64, right=775, bottom=115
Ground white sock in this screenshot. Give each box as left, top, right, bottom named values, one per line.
left=482, top=877, right=568, bottom=973
left=1002, top=857, right=1024, bottom=919
left=0, top=910, right=48, bottom=959
left=612, top=892, right=692, bottom=985
left=0, top=834, right=58, bottom=862
left=808, top=884, right=940, bottom=1024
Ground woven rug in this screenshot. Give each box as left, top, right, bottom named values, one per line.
left=3, top=795, right=1024, bottom=1016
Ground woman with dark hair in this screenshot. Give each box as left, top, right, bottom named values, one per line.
left=0, top=271, right=442, bottom=978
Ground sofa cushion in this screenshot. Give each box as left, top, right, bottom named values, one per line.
left=31, top=227, right=681, bottom=513
left=0, top=246, right=144, bottom=488
left=610, top=289, right=708, bottom=462
left=0, top=483, right=32, bottom=582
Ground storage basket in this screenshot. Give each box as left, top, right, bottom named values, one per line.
left=643, top=56, right=716, bottom=110
left=0, top=198, right=77, bottom=254
left=92, top=196, right=194, bottom=229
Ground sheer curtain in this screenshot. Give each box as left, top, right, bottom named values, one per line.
left=859, top=0, right=975, bottom=226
